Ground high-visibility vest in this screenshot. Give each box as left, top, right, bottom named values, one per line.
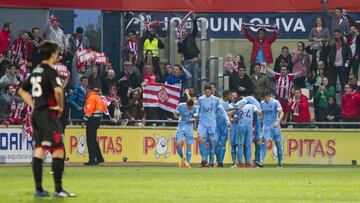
left=143, top=38, right=159, bottom=56
left=83, top=91, right=107, bottom=120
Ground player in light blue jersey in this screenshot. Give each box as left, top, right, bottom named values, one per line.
left=259, top=90, right=284, bottom=168
left=215, top=90, right=230, bottom=167
left=174, top=99, right=198, bottom=168
left=229, top=94, right=262, bottom=167
left=228, top=91, right=240, bottom=168
left=197, top=85, right=228, bottom=167
left=236, top=104, right=261, bottom=167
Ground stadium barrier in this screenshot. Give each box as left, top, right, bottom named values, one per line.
left=1, top=126, right=359, bottom=165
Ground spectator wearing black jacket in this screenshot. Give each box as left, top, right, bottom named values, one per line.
left=178, top=12, right=200, bottom=92
left=229, top=65, right=255, bottom=96
left=274, top=46, right=293, bottom=73
left=325, top=96, right=341, bottom=128
left=117, top=61, right=141, bottom=106
left=326, top=29, right=351, bottom=90
left=30, top=27, right=42, bottom=70
left=347, top=25, right=360, bottom=80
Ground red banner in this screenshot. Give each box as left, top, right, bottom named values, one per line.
left=0, top=0, right=360, bottom=12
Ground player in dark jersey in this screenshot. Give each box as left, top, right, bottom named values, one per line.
left=17, top=41, right=76, bottom=198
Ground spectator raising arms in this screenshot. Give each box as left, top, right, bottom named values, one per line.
left=45, top=15, right=67, bottom=52
left=241, top=25, right=279, bottom=65
left=177, top=12, right=200, bottom=92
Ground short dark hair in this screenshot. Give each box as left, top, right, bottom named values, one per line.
left=334, top=28, right=342, bottom=34
left=314, top=17, right=326, bottom=28
left=252, top=63, right=261, bottom=69
left=80, top=76, right=88, bottom=81
left=336, top=7, right=343, bottom=13
left=238, top=64, right=246, bottom=71
left=257, top=28, right=266, bottom=34
left=76, top=27, right=84, bottom=34
left=349, top=73, right=358, bottom=80
left=222, top=90, right=230, bottom=98
left=3, top=22, right=11, bottom=29
left=281, top=46, right=289, bottom=50
left=204, top=84, right=212, bottom=90
left=186, top=99, right=194, bottom=107
left=298, top=41, right=305, bottom=47
left=262, top=89, right=272, bottom=97
left=127, top=30, right=136, bottom=35
left=38, top=41, right=59, bottom=61
left=32, top=27, right=40, bottom=33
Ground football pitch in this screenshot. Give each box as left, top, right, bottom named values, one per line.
left=1, top=165, right=360, bottom=203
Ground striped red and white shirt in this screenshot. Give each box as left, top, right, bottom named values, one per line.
left=143, top=83, right=181, bottom=112
left=274, top=73, right=294, bottom=99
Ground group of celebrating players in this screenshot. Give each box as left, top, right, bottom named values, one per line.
left=174, top=84, right=284, bottom=168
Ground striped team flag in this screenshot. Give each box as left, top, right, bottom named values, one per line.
left=176, top=11, right=193, bottom=41
left=143, top=83, right=181, bottom=113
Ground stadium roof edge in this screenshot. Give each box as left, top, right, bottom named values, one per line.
left=0, top=0, right=360, bottom=12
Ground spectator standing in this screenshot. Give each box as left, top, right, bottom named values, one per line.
left=177, top=12, right=200, bottom=92
left=0, top=23, right=12, bottom=54
left=315, top=77, right=335, bottom=124
left=229, top=65, right=255, bottom=96
left=274, top=46, right=293, bottom=73
left=308, top=17, right=331, bottom=71
left=123, top=30, right=142, bottom=64
left=291, top=42, right=310, bottom=88
left=45, top=15, right=67, bottom=52
left=142, top=28, right=164, bottom=75
left=327, top=29, right=351, bottom=90
left=107, top=98, right=122, bottom=125
left=224, top=53, right=237, bottom=75
left=101, top=69, right=116, bottom=96
left=142, top=63, right=161, bottom=85
left=348, top=74, right=359, bottom=92
left=241, top=25, right=279, bottom=65
left=341, top=84, right=360, bottom=128
left=265, top=65, right=304, bottom=101
left=0, top=84, right=16, bottom=121
left=347, top=25, right=360, bottom=79
left=11, top=31, right=33, bottom=64
left=164, top=63, right=173, bottom=79
left=324, top=96, right=341, bottom=128
left=117, top=61, right=141, bottom=106
left=69, top=76, right=88, bottom=124
left=251, top=63, right=271, bottom=100
left=288, top=87, right=311, bottom=127
left=331, top=7, right=350, bottom=36
left=30, top=27, right=43, bottom=69
left=88, top=65, right=102, bottom=90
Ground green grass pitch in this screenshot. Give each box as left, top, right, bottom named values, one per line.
left=1, top=165, right=360, bottom=203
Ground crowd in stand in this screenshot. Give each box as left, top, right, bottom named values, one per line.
left=0, top=8, right=359, bottom=128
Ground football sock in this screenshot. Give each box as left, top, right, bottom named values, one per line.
left=176, top=145, right=184, bottom=159
left=275, top=141, right=283, bottom=166
left=186, top=146, right=192, bottom=163
left=219, top=145, right=226, bottom=164
left=244, top=144, right=251, bottom=164
left=199, top=142, right=207, bottom=162
left=32, top=157, right=43, bottom=192
left=255, top=143, right=261, bottom=162
left=260, top=143, right=267, bottom=164
left=231, top=145, right=237, bottom=165
left=209, top=142, right=216, bottom=165
left=237, top=145, right=243, bottom=164
left=52, top=158, right=64, bottom=193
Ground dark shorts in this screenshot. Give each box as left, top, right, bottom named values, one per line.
left=32, top=109, right=64, bottom=150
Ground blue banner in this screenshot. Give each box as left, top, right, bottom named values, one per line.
left=125, top=12, right=360, bottom=39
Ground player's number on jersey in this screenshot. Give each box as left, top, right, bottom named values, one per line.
left=31, top=76, right=43, bottom=97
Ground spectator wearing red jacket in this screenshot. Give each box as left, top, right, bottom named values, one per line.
left=341, top=84, right=360, bottom=128
left=11, top=31, right=32, bottom=64
left=0, top=23, right=12, bottom=54
left=288, top=87, right=311, bottom=127
left=241, top=25, right=279, bottom=65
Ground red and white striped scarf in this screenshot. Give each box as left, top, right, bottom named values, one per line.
left=12, top=40, right=30, bottom=63
left=176, top=11, right=193, bottom=41
left=144, top=72, right=156, bottom=84
left=275, top=73, right=294, bottom=99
